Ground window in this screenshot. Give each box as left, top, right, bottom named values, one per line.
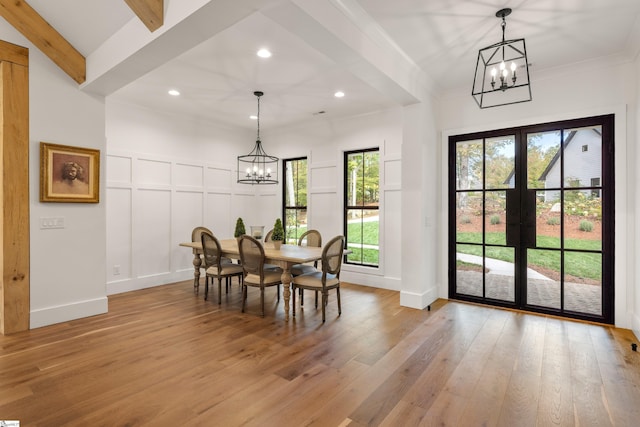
left=344, top=148, right=379, bottom=266
left=283, top=157, right=307, bottom=244
left=591, top=177, right=601, bottom=197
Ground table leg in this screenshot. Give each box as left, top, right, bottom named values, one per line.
left=192, top=251, right=202, bottom=293
left=280, top=268, right=292, bottom=321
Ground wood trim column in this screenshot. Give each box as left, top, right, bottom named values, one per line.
left=0, top=40, right=29, bottom=334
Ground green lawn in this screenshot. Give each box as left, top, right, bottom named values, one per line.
left=457, top=232, right=601, bottom=280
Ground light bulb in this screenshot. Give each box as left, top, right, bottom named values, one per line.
left=500, top=61, right=506, bottom=71
left=510, top=62, right=516, bottom=72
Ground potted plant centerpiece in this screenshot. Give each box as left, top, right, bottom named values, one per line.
left=234, top=217, right=246, bottom=241
left=271, top=218, right=285, bottom=249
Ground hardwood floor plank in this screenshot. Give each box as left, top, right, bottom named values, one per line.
left=0, top=281, right=637, bottom=426
left=536, top=318, right=575, bottom=426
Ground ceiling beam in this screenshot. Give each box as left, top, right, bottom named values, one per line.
left=0, top=0, right=85, bottom=84
left=125, top=0, right=164, bottom=32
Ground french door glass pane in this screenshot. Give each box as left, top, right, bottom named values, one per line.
left=485, top=136, right=515, bottom=189
left=563, top=125, right=602, bottom=188
left=484, top=191, right=506, bottom=245
left=527, top=131, right=561, bottom=190
left=456, top=140, right=483, bottom=190
left=535, top=190, right=561, bottom=248
left=456, top=244, right=483, bottom=297
left=563, top=190, right=602, bottom=251
left=485, top=246, right=514, bottom=302
left=456, top=191, right=482, bottom=243
left=564, top=251, right=602, bottom=316
left=526, top=249, right=561, bottom=309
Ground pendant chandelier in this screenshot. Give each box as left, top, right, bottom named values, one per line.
left=237, top=91, right=279, bottom=184
left=472, top=8, right=532, bottom=108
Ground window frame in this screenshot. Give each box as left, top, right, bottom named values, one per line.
left=343, top=147, right=380, bottom=267
left=282, top=157, right=308, bottom=244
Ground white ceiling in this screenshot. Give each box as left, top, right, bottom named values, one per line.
left=24, top=0, right=640, bottom=130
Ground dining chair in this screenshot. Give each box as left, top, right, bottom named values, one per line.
left=291, top=235, right=345, bottom=322
left=238, top=235, right=283, bottom=317
left=264, top=229, right=274, bottom=242
left=291, top=229, right=322, bottom=306
left=192, top=226, right=234, bottom=294
left=201, top=231, right=244, bottom=304
left=191, top=226, right=213, bottom=293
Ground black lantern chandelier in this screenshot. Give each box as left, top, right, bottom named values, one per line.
left=237, top=91, right=279, bottom=185
left=472, top=8, right=532, bottom=108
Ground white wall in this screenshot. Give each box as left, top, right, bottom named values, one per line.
left=0, top=24, right=108, bottom=328
left=105, top=101, right=258, bottom=294
left=438, top=57, right=637, bottom=329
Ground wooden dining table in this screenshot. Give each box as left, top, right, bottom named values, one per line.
left=179, top=239, right=324, bottom=320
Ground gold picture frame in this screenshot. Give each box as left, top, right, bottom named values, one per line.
left=40, top=142, right=100, bottom=203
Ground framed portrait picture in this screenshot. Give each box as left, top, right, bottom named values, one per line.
left=40, top=142, right=100, bottom=203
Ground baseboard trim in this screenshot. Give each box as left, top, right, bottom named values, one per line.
left=30, top=297, right=108, bottom=329
left=400, top=285, right=439, bottom=310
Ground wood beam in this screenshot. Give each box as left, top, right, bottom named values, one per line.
left=0, top=40, right=30, bottom=334
left=0, top=0, right=85, bottom=84
left=125, top=0, right=163, bottom=32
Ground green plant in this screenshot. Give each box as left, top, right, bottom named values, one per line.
left=490, top=214, right=501, bottom=225
left=547, top=216, right=560, bottom=226
left=234, top=217, right=246, bottom=238
left=579, top=220, right=594, bottom=232
left=271, top=218, right=284, bottom=241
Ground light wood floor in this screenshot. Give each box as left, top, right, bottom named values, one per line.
left=1, top=280, right=639, bottom=426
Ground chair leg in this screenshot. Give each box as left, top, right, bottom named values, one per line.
left=315, top=291, right=318, bottom=308
left=337, top=287, right=341, bottom=316
left=204, top=276, right=209, bottom=301
left=260, top=287, right=265, bottom=317
left=218, top=278, right=223, bottom=305
left=300, top=288, right=304, bottom=306
left=292, top=285, right=296, bottom=317
left=321, top=291, right=327, bottom=322
left=241, top=285, right=247, bottom=313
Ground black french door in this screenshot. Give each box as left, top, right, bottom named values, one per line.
left=448, top=115, right=614, bottom=324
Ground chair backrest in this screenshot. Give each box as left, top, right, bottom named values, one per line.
left=192, top=226, right=212, bottom=243
left=238, top=235, right=266, bottom=276
left=298, top=229, right=322, bottom=247
left=201, top=231, right=223, bottom=270
left=322, top=235, right=345, bottom=278
left=264, top=229, right=274, bottom=242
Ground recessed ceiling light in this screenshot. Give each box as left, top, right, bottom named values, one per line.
left=257, top=48, right=272, bottom=58
left=249, top=115, right=258, bottom=120
left=334, top=91, right=345, bottom=98
left=168, top=89, right=180, bottom=96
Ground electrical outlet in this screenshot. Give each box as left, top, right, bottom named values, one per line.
left=113, top=265, right=121, bottom=275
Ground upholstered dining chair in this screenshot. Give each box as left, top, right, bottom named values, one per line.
left=192, top=226, right=233, bottom=294
left=238, top=235, right=283, bottom=317
left=291, top=229, right=322, bottom=306
left=201, top=231, right=244, bottom=304
left=291, top=235, right=345, bottom=322
left=291, top=229, right=322, bottom=275
left=191, top=226, right=213, bottom=293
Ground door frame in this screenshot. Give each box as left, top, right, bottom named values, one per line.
left=448, top=115, right=615, bottom=324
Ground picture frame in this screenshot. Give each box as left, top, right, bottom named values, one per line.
left=40, top=142, right=100, bottom=203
